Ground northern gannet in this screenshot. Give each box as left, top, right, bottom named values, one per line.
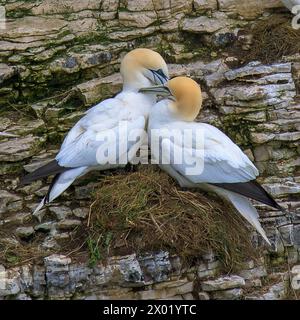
left=140, top=76, right=283, bottom=245
left=21, top=48, right=169, bottom=214
left=281, top=0, right=300, bottom=12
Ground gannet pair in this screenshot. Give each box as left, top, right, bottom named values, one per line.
left=21, top=48, right=169, bottom=214
left=140, top=77, right=282, bottom=245
left=21, top=48, right=281, bottom=244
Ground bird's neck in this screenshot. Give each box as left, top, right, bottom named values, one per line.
left=117, top=90, right=156, bottom=115
left=149, top=100, right=173, bottom=125
left=122, top=72, right=152, bottom=92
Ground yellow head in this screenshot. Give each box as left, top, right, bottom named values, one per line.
left=139, top=76, right=203, bottom=121
left=167, top=77, right=202, bottom=121
left=120, top=48, right=169, bottom=91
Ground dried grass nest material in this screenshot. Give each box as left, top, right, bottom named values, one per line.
left=0, top=166, right=261, bottom=271
left=244, top=15, right=300, bottom=64
left=88, top=165, right=260, bottom=271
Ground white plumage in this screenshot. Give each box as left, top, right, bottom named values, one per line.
left=281, top=0, right=300, bottom=11
left=33, top=92, right=153, bottom=214
left=141, top=77, right=280, bottom=245
left=22, top=48, right=169, bottom=214
left=56, top=93, right=151, bottom=168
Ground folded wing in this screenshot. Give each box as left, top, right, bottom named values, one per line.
left=21, top=98, right=147, bottom=184
left=158, top=123, right=258, bottom=183
left=155, top=122, right=280, bottom=210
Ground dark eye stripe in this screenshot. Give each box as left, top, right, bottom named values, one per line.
left=151, top=70, right=158, bottom=84
left=149, top=69, right=168, bottom=84
left=156, top=69, right=167, bottom=82
left=156, top=69, right=165, bottom=77
left=157, top=73, right=164, bottom=85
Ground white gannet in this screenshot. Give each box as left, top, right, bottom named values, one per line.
left=21, top=48, right=169, bottom=214
left=140, top=76, right=283, bottom=245
left=281, top=0, right=300, bottom=12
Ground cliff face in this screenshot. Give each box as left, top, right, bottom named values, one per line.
left=0, top=0, right=300, bottom=300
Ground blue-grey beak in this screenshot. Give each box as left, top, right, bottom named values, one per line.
left=139, top=85, right=175, bottom=101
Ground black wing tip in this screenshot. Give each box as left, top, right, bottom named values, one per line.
left=252, top=180, right=283, bottom=211
left=19, top=160, right=67, bottom=187
left=266, top=198, right=284, bottom=211
left=45, top=174, right=60, bottom=203
left=19, top=173, right=36, bottom=187
left=273, top=202, right=285, bottom=212
left=19, top=170, right=45, bottom=186
left=212, top=180, right=284, bottom=211
left=19, top=177, right=30, bottom=186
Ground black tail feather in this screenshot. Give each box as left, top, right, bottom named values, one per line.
left=45, top=173, right=61, bottom=203
left=20, top=160, right=68, bottom=185
left=211, top=180, right=283, bottom=211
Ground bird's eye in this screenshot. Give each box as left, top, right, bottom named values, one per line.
left=148, top=68, right=168, bottom=85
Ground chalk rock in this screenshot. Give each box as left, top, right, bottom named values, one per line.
left=202, top=275, right=245, bottom=291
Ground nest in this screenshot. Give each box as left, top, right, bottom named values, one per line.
left=87, top=165, right=260, bottom=272
left=0, top=166, right=261, bottom=271
left=244, top=15, right=300, bottom=64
